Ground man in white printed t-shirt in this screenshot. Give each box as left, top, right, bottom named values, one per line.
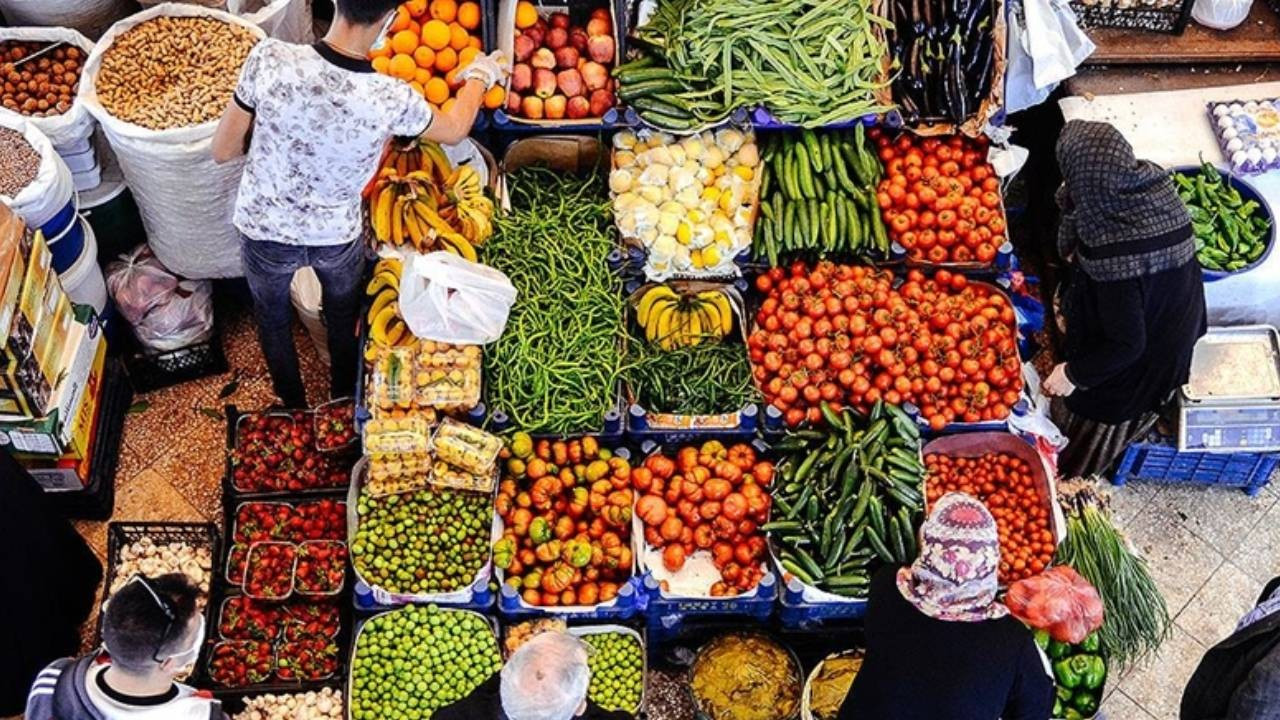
left=211, top=0, right=505, bottom=408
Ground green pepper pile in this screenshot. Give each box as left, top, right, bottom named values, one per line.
left=1039, top=630, right=1106, bottom=719
left=1174, top=161, right=1272, bottom=273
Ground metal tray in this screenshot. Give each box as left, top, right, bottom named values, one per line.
left=1183, top=325, right=1280, bottom=403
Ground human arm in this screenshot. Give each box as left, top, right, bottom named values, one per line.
left=211, top=99, right=253, bottom=163
left=1003, top=638, right=1056, bottom=720
left=1226, top=644, right=1280, bottom=720
left=422, top=79, right=486, bottom=145
left=1061, top=279, right=1146, bottom=391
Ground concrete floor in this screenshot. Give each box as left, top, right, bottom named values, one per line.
left=48, top=307, right=1280, bottom=720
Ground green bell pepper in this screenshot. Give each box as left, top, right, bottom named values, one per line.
left=1034, top=629, right=1050, bottom=651
left=1072, top=690, right=1099, bottom=716
left=1064, top=709, right=1084, bottom=720
left=1079, top=633, right=1100, bottom=654
left=1054, top=658, right=1082, bottom=689
left=1080, top=655, right=1106, bottom=690
left=1048, top=639, right=1071, bottom=660
left=1057, top=685, right=1073, bottom=702
left=1053, top=699, right=1064, bottom=718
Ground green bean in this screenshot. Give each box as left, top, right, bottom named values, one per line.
left=484, top=166, right=625, bottom=436
left=623, top=338, right=761, bottom=415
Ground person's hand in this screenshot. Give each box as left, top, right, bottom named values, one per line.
left=456, top=50, right=509, bottom=90
left=1042, top=363, right=1076, bottom=397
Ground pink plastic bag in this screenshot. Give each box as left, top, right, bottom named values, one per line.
left=1005, top=565, right=1104, bottom=644
left=106, top=244, right=214, bottom=353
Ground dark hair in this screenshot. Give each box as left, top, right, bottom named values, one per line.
left=335, top=0, right=402, bottom=25
left=102, top=573, right=200, bottom=673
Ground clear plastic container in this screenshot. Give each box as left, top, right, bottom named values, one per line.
left=313, top=397, right=358, bottom=452
left=243, top=541, right=297, bottom=601
left=367, top=346, right=416, bottom=413
left=207, top=640, right=274, bottom=687
left=413, top=341, right=483, bottom=410
left=431, top=417, right=503, bottom=475
left=294, top=540, right=348, bottom=597
left=430, top=459, right=497, bottom=493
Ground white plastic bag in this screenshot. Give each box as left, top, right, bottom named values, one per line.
left=106, top=244, right=215, bottom=352
left=1192, top=0, right=1252, bottom=29
left=0, top=0, right=135, bottom=40
left=1005, top=0, right=1095, bottom=114
left=399, top=251, right=517, bottom=345
left=80, top=3, right=266, bottom=279
left=0, top=28, right=97, bottom=150
left=0, top=115, right=73, bottom=230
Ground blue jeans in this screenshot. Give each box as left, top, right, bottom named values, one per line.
left=240, top=235, right=366, bottom=408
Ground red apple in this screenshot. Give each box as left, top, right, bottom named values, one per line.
left=554, top=46, right=580, bottom=69
left=523, top=26, right=545, bottom=46
left=513, top=34, right=536, bottom=63
left=580, top=61, right=608, bottom=92
left=521, top=95, right=544, bottom=120
left=569, top=28, right=589, bottom=52
left=588, top=88, right=614, bottom=117
left=530, top=47, right=556, bottom=70
left=510, top=63, right=533, bottom=92
left=556, top=68, right=584, bottom=98
left=587, top=16, right=611, bottom=37
left=587, top=34, right=614, bottom=64
left=549, top=12, right=571, bottom=29
left=533, top=68, right=557, bottom=99
left=545, top=94, right=567, bottom=120
left=506, top=90, right=523, bottom=115
left=546, top=27, right=568, bottom=50
left=566, top=95, right=590, bottom=119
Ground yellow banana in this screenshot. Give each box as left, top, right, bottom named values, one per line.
left=367, top=287, right=397, bottom=325
left=654, top=301, right=678, bottom=350
left=704, top=291, right=734, bottom=336
left=372, top=186, right=394, bottom=242
left=637, top=286, right=677, bottom=327
left=438, top=233, right=478, bottom=262
left=683, top=309, right=703, bottom=347
left=370, top=303, right=399, bottom=345
left=374, top=257, right=402, bottom=277
left=642, top=296, right=675, bottom=342
left=366, top=270, right=398, bottom=296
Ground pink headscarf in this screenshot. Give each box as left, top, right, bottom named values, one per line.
left=897, top=492, right=1009, bottom=623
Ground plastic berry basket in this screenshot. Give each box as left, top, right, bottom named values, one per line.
left=313, top=397, right=359, bottom=454
left=294, top=540, right=349, bottom=598
left=243, top=541, right=299, bottom=602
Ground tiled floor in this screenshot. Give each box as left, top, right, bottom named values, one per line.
left=52, top=306, right=1280, bottom=720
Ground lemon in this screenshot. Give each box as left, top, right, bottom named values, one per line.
left=701, top=245, right=721, bottom=266
left=733, top=166, right=754, bottom=181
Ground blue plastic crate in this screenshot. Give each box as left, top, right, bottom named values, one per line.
left=642, top=573, right=777, bottom=644
left=1112, top=440, right=1278, bottom=496
left=626, top=402, right=761, bottom=444
left=353, top=578, right=494, bottom=613
left=777, top=580, right=868, bottom=629
left=496, top=576, right=645, bottom=621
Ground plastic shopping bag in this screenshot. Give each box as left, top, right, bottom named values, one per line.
left=1192, top=0, right=1252, bottom=29
left=1005, top=0, right=1095, bottom=114
left=399, top=251, right=517, bottom=345
left=1006, top=565, right=1104, bottom=644
left=106, top=244, right=215, bottom=352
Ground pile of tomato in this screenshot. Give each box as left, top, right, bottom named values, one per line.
left=748, top=262, right=1023, bottom=429
left=924, top=451, right=1054, bottom=583
left=872, top=129, right=1006, bottom=266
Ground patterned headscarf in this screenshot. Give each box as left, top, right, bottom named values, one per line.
left=1055, top=120, right=1194, bottom=282
left=897, top=492, right=1009, bottom=623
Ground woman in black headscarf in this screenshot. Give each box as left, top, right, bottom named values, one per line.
left=1046, top=119, right=1207, bottom=478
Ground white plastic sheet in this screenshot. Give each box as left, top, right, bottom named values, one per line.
left=79, top=4, right=266, bottom=279
left=0, top=27, right=97, bottom=150
left=1061, top=82, right=1280, bottom=329
left=0, top=115, right=73, bottom=229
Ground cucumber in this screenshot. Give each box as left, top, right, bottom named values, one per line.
left=802, top=129, right=824, bottom=172
left=795, top=144, right=816, bottom=199
left=617, top=78, right=684, bottom=101
left=611, top=56, right=657, bottom=78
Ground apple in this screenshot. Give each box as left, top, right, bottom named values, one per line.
left=587, top=34, right=614, bottom=64
left=550, top=12, right=570, bottom=29
left=587, top=16, right=611, bottom=37
left=556, top=68, right=584, bottom=98
left=554, top=46, right=580, bottom=69
left=569, top=28, right=589, bottom=52
left=566, top=95, right=590, bottom=119
left=546, top=27, right=568, bottom=50
left=506, top=90, right=523, bottom=115
left=513, top=34, right=536, bottom=63
left=545, top=94, right=567, bottom=120
left=523, top=26, right=545, bottom=47
left=588, top=88, right=614, bottom=117
left=530, top=47, right=556, bottom=69
left=521, top=95, right=544, bottom=120
left=533, top=68, right=557, bottom=99
left=580, top=61, right=608, bottom=92
left=511, top=63, right=533, bottom=93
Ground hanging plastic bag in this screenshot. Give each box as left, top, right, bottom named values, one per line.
left=398, top=251, right=517, bottom=345
left=1004, top=0, right=1095, bottom=114
left=1006, top=565, right=1105, bottom=644
left=106, top=244, right=215, bottom=352
left=1192, top=0, right=1253, bottom=29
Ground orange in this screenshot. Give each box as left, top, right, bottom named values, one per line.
left=410, top=80, right=425, bottom=96
left=467, top=35, right=482, bottom=50
left=368, top=43, right=392, bottom=59
left=442, top=97, right=457, bottom=114
left=433, top=46, right=457, bottom=72
left=457, top=1, right=480, bottom=30
left=429, top=0, right=457, bottom=22
left=389, top=53, right=417, bottom=80
left=372, top=55, right=391, bottom=74
left=483, top=84, right=505, bottom=109
left=406, top=0, right=428, bottom=16
left=390, top=6, right=411, bottom=31
left=421, top=19, right=450, bottom=50
left=414, top=67, right=433, bottom=84
left=448, top=22, right=469, bottom=50
left=424, top=77, right=450, bottom=104
left=444, top=67, right=462, bottom=89
left=458, top=46, right=479, bottom=67
left=390, top=29, right=419, bottom=55
left=413, top=45, right=436, bottom=68
left=407, top=20, right=421, bottom=36
left=514, top=1, right=538, bottom=29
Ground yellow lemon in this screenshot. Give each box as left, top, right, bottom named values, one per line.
left=676, top=221, right=692, bottom=245
left=733, top=166, right=754, bottom=181
left=701, top=245, right=721, bottom=266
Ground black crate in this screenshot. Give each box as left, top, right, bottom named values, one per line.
left=125, top=326, right=228, bottom=394
left=1070, top=0, right=1194, bottom=33
left=95, top=521, right=221, bottom=646
left=223, top=405, right=356, bottom=502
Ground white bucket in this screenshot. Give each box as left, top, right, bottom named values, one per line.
left=290, top=266, right=330, bottom=365
left=58, top=217, right=107, bottom=312
left=62, top=146, right=99, bottom=174
left=72, top=165, right=102, bottom=193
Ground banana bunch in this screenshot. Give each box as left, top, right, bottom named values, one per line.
left=366, top=257, right=414, bottom=355
left=636, top=286, right=735, bottom=350
left=367, top=140, right=494, bottom=262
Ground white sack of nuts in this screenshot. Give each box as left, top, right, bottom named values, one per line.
left=0, top=114, right=73, bottom=228
left=106, top=537, right=213, bottom=612
left=79, top=3, right=263, bottom=280
left=0, top=0, right=135, bottom=41
left=0, top=28, right=97, bottom=149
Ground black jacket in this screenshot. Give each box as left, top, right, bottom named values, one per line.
left=1181, top=578, right=1280, bottom=720
left=23, top=655, right=227, bottom=720
left=433, top=672, right=633, bottom=720
left=1061, top=259, right=1206, bottom=424
left=838, top=566, right=1054, bottom=720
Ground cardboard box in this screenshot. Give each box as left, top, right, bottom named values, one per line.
left=0, top=319, right=105, bottom=457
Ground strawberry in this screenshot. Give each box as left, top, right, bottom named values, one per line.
left=244, top=542, right=296, bottom=600
left=275, top=638, right=339, bottom=681
left=218, top=596, right=280, bottom=640
left=315, top=401, right=356, bottom=451
left=294, top=540, right=348, bottom=595
left=208, top=640, right=273, bottom=687
left=231, top=411, right=353, bottom=492
left=283, top=598, right=341, bottom=640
